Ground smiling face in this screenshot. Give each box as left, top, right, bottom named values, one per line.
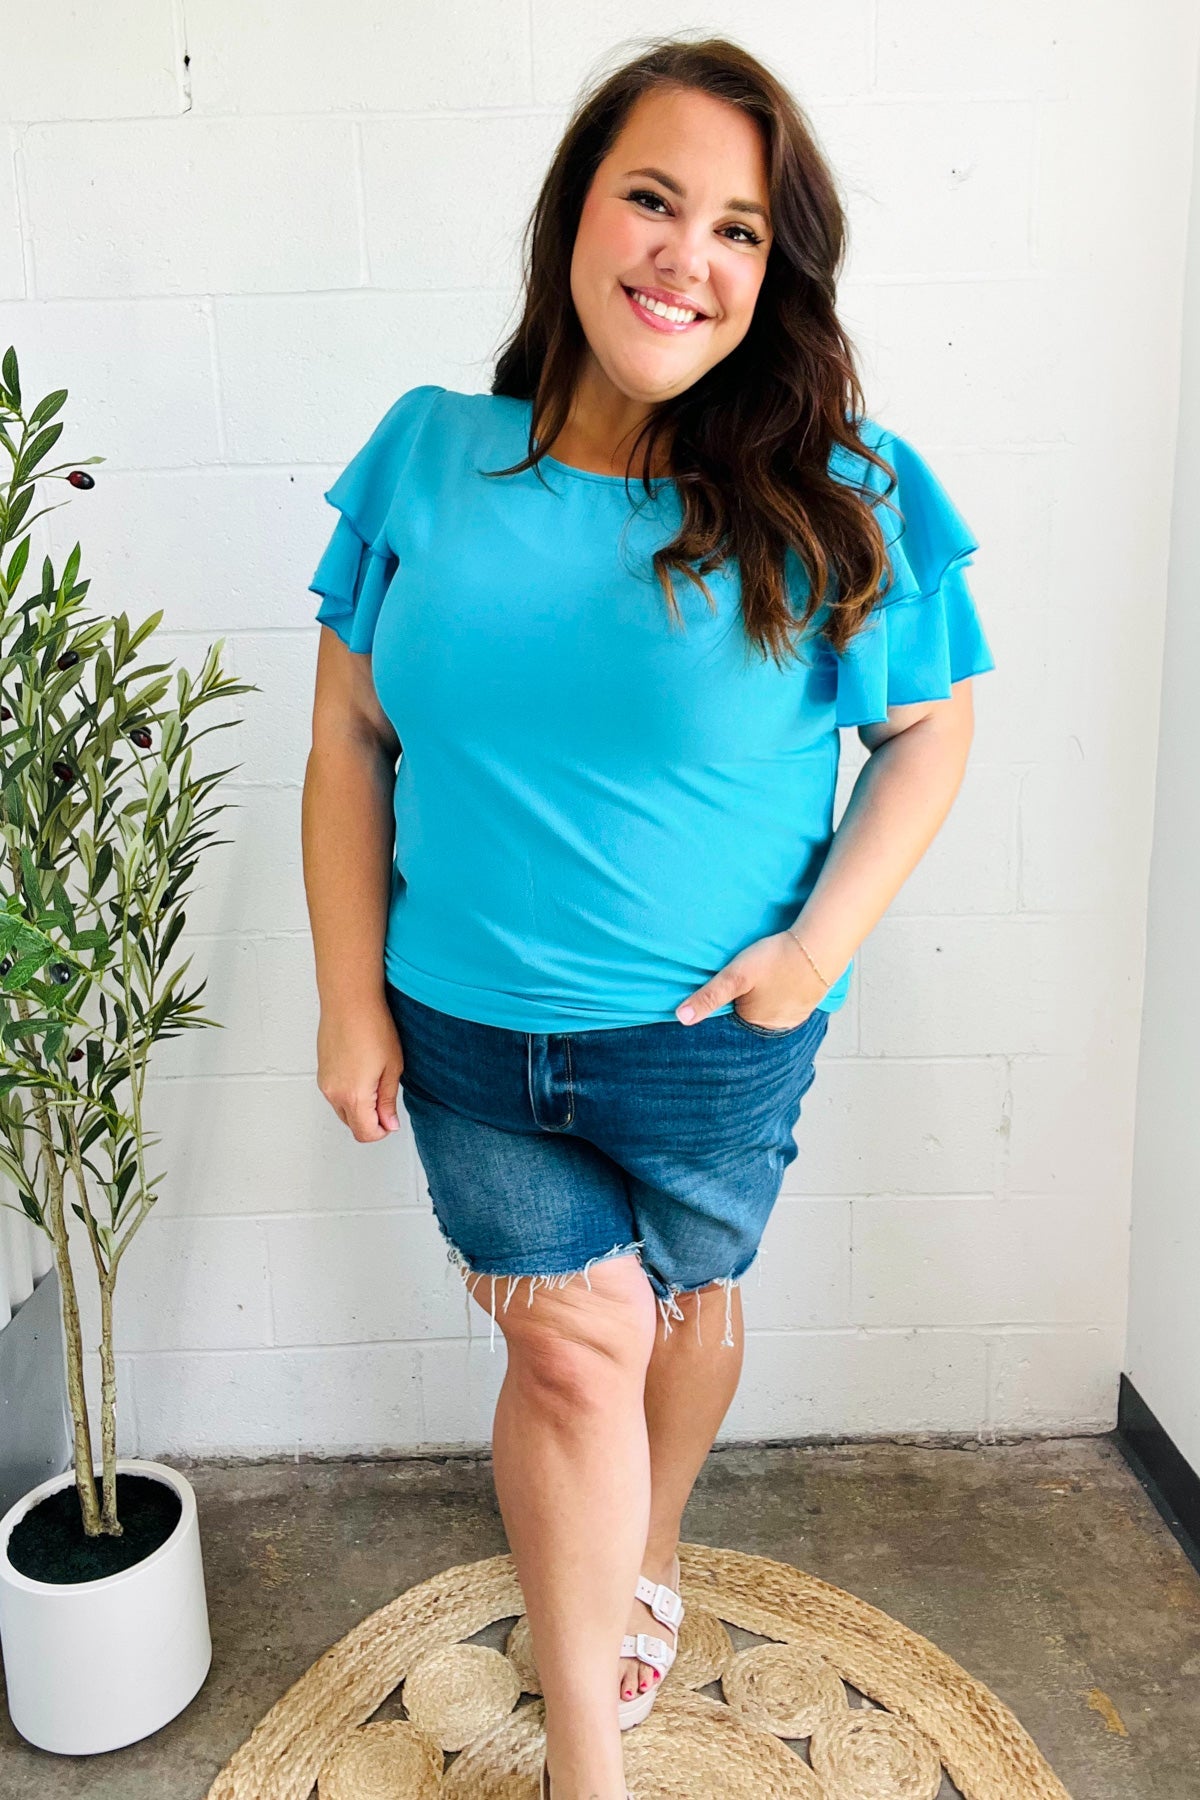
left=569, top=84, right=774, bottom=411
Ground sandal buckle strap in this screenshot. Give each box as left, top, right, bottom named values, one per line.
left=619, top=1630, right=675, bottom=1674
left=634, top=1575, right=684, bottom=1630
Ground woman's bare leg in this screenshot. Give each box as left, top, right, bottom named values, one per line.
left=617, top=1281, right=745, bottom=1702
left=481, top=1254, right=657, bottom=1800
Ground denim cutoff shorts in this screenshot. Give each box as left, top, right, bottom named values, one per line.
left=383, top=982, right=831, bottom=1348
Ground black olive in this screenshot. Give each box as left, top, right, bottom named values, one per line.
left=130, top=728, right=152, bottom=749
left=67, top=471, right=94, bottom=489
left=50, top=963, right=72, bottom=985
left=51, top=762, right=74, bottom=783
left=57, top=651, right=80, bottom=670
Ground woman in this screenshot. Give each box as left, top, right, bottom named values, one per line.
left=302, top=35, right=995, bottom=1800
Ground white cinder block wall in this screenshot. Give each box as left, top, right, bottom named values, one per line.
left=2, top=4, right=1198, bottom=1456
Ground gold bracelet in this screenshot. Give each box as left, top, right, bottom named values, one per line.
left=786, top=925, right=831, bottom=990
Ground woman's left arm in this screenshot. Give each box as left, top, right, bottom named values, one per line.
left=675, top=679, right=977, bottom=1028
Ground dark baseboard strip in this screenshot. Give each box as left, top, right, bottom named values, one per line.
left=1115, top=1372, right=1200, bottom=1578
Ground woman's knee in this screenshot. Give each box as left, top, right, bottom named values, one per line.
left=495, top=1254, right=657, bottom=1415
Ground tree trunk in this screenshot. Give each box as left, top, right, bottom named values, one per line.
left=98, top=1276, right=121, bottom=1534
left=43, top=1156, right=101, bottom=1536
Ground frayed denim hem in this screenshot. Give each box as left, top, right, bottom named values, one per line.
left=654, top=1273, right=742, bottom=1350
left=431, top=1203, right=747, bottom=1354
left=441, top=1234, right=647, bottom=1353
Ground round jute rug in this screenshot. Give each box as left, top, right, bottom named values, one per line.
left=203, top=1543, right=1073, bottom=1800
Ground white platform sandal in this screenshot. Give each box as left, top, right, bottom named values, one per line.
left=540, top=1756, right=633, bottom=1799
left=617, top=1554, right=684, bottom=1731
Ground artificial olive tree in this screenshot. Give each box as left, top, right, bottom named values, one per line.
left=0, top=345, right=256, bottom=1536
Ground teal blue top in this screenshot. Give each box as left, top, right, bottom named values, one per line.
left=309, top=386, right=995, bottom=1032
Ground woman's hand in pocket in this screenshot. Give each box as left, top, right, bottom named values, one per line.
left=316, top=991, right=404, bottom=1141
left=675, top=929, right=829, bottom=1031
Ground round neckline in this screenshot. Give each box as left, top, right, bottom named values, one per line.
left=523, top=399, right=673, bottom=486
left=540, top=452, right=671, bottom=487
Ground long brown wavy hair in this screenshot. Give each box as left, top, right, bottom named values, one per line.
left=484, top=33, right=899, bottom=670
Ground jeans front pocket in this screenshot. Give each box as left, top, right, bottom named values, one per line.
left=723, top=1008, right=834, bottom=1058
left=731, top=1012, right=799, bottom=1037
left=728, top=1004, right=829, bottom=1042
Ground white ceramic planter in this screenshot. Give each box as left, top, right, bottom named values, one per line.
left=0, top=1458, right=212, bottom=1754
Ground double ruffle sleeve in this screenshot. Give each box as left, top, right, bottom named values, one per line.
left=827, top=427, right=996, bottom=727
left=308, top=384, right=444, bottom=655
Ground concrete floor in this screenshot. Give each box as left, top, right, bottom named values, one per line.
left=1, top=1435, right=1198, bottom=1799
